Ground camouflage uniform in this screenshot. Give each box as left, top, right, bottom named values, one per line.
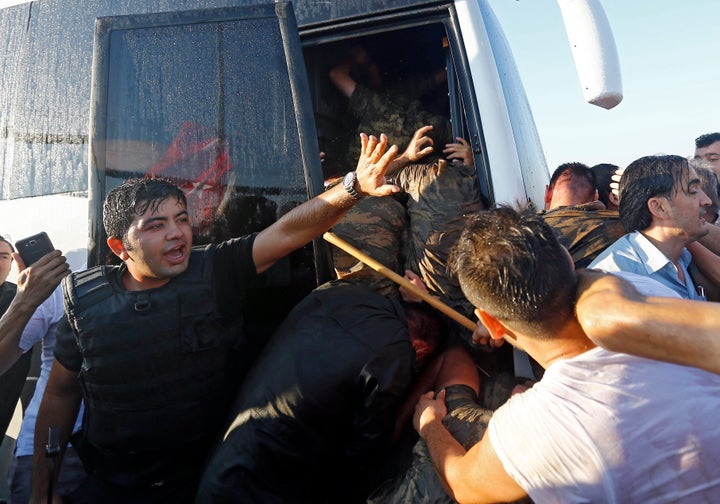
left=540, top=201, right=626, bottom=269
left=367, top=373, right=532, bottom=504
left=343, top=81, right=452, bottom=170
left=393, top=159, right=484, bottom=333
left=330, top=184, right=409, bottom=299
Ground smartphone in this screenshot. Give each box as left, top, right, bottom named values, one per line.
left=15, top=232, right=55, bottom=266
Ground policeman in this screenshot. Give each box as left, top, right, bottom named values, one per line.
left=29, top=133, right=400, bottom=503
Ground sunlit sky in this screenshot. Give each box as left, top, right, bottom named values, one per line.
left=488, top=0, right=719, bottom=173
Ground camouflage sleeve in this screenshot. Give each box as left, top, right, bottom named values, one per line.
left=396, top=161, right=485, bottom=329
left=330, top=194, right=409, bottom=299
left=541, top=208, right=626, bottom=269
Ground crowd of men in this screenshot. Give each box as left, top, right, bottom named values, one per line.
left=1, top=126, right=720, bottom=503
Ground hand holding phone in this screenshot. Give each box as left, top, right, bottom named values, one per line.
left=15, top=232, right=55, bottom=267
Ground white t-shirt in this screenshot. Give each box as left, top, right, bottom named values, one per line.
left=489, top=347, right=720, bottom=503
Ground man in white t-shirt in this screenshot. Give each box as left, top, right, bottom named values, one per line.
left=414, top=205, right=720, bottom=504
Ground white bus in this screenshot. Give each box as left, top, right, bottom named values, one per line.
left=0, top=0, right=621, bottom=493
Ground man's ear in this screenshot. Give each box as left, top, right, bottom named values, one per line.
left=544, top=185, right=553, bottom=207
left=648, top=196, right=670, bottom=219
left=475, top=308, right=510, bottom=342
left=107, top=236, right=129, bottom=260
left=609, top=191, right=620, bottom=207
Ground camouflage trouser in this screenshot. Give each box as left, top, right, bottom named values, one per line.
left=367, top=374, right=521, bottom=504
left=330, top=193, right=408, bottom=298
left=393, top=160, right=484, bottom=337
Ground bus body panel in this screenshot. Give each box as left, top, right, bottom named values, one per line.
left=0, top=0, right=623, bottom=478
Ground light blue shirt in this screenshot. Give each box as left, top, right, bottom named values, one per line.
left=588, top=231, right=705, bottom=300
left=16, top=285, right=84, bottom=456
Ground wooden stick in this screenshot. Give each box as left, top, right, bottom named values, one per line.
left=323, top=232, right=478, bottom=332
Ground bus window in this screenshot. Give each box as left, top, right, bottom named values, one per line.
left=90, top=4, right=325, bottom=338
left=303, top=23, right=453, bottom=181
left=301, top=16, right=491, bottom=204
left=92, top=6, right=323, bottom=250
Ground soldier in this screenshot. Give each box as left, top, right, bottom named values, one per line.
left=325, top=125, right=437, bottom=299
left=392, top=155, right=485, bottom=333
left=540, top=162, right=625, bottom=269
left=329, top=44, right=452, bottom=172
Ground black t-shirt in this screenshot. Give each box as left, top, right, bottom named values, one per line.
left=50, top=234, right=261, bottom=489
left=199, top=281, right=416, bottom=503
left=54, top=234, right=258, bottom=371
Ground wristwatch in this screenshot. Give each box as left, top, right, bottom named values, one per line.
left=342, top=171, right=362, bottom=200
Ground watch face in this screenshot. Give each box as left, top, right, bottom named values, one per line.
left=343, top=171, right=360, bottom=199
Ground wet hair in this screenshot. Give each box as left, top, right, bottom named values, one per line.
left=0, top=235, right=14, bottom=253
left=618, top=155, right=689, bottom=232
left=591, top=163, right=619, bottom=208
left=448, top=205, right=575, bottom=337
left=695, top=132, right=720, bottom=149
left=549, top=162, right=596, bottom=203
left=103, top=177, right=187, bottom=241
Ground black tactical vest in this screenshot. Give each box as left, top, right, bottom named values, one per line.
left=63, top=248, right=244, bottom=459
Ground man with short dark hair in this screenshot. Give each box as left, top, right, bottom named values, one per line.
left=0, top=235, right=22, bottom=440
left=695, top=131, right=720, bottom=175
left=589, top=154, right=710, bottom=299
left=413, top=205, right=720, bottom=503
left=29, top=133, right=400, bottom=503
left=540, top=163, right=625, bottom=269
left=591, top=163, right=620, bottom=211
left=543, top=162, right=597, bottom=210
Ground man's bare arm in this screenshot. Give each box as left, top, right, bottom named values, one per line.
left=252, top=133, right=400, bottom=274
left=414, top=389, right=527, bottom=504
left=576, top=270, right=720, bottom=375
left=687, top=241, right=720, bottom=286
left=29, top=360, right=82, bottom=504
left=0, top=251, right=69, bottom=374
left=698, top=223, right=720, bottom=255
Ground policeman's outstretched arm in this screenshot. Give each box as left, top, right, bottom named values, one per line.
left=252, top=133, right=400, bottom=274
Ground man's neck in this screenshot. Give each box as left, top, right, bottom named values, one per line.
left=121, top=268, right=170, bottom=291
left=641, top=228, right=686, bottom=263
left=519, top=318, right=597, bottom=370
